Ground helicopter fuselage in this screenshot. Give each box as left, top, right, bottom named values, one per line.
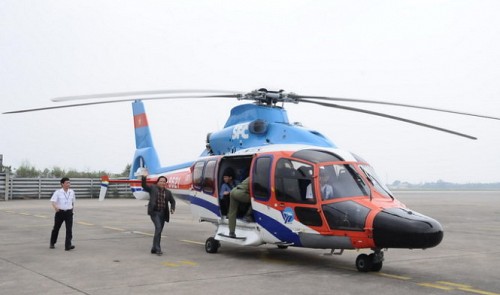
left=132, top=144, right=443, bottom=252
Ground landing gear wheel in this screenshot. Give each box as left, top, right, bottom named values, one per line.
left=355, top=254, right=372, bottom=272
left=370, top=261, right=383, bottom=272
left=368, top=253, right=383, bottom=272
left=205, top=237, right=220, bottom=253
left=277, top=245, right=288, bottom=249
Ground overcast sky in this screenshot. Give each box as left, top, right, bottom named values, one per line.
left=1, top=0, right=499, bottom=184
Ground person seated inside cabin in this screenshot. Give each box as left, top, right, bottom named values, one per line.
left=219, top=168, right=235, bottom=217
left=306, top=167, right=334, bottom=200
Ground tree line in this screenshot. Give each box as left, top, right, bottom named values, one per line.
left=1, top=161, right=131, bottom=178
left=389, top=179, right=500, bottom=190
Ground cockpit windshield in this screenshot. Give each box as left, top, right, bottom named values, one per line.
left=318, top=164, right=369, bottom=200
left=359, top=165, right=393, bottom=199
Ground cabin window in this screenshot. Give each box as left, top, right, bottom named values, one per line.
left=275, top=158, right=314, bottom=203
left=203, top=160, right=217, bottom=195
left=322, top=201, right=370, bottom=231
left=193, top=161, right=205, bottom=191
left=252, top=156, right=272, bottom=200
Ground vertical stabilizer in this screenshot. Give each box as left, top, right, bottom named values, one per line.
left=130, top=100, right=161, bottom=178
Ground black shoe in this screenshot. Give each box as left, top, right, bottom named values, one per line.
left=65, top=245, right=75, bottom=251
left=151, top=250, right=157, bottom=254
left=228, top=232, right=236, bottom=238
left=50, top=244, right=55, bottom=249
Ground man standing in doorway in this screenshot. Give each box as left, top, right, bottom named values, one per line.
left=49, top=177, right=75, bottom=251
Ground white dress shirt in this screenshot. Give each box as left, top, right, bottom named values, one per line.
left=50, top=188, right=75, bottom=210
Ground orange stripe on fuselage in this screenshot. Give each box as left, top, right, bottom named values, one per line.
left=134, top=113, right=148, bottom=128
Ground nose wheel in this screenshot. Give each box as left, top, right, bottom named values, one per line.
left=355, top=250, right=384, bottom=272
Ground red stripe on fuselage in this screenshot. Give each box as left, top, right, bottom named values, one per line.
left=134, top=113, right=148, bottom=129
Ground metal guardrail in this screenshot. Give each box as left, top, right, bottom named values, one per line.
left=0, top=173, right=133, bottom=200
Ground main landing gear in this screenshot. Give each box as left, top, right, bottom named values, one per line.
left=355, top=249, right=384, bottom=272
left=205, top=237, right=221, bottom=253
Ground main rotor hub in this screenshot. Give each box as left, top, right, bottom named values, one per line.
left=237, top=88, right=298, bottom=106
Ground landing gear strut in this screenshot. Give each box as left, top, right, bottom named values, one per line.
left=355, top=249, right=384, bottom=272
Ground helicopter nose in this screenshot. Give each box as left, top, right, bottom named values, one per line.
left=372, top=208, right=443, bottom=249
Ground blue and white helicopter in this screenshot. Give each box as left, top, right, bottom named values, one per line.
left=5, top=88, right=499, bottom=272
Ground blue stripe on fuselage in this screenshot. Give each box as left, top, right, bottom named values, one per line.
left=190, top=195, right=221, bottom=217
left=174, top=194, right=303, bottom=246
left=253, top=210, right=302, bottom=247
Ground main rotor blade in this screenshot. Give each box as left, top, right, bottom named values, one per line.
left=291, top=94, right=500, bottom=121
left=3, top=94, right=239, bottom=114
left=301, top=99, right=477, bottom=140
left=52, top=89, right=243, bottom=102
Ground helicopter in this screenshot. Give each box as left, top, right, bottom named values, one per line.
left=4, top=88, right=499, bottom=272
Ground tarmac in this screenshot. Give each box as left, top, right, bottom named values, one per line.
left=1, top=191, right=499, bottom=295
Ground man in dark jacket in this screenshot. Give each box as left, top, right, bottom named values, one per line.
left=142, top=175, right=175, bottom=256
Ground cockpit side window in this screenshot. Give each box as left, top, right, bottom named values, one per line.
left=275, top=158, right=314, bottom=203
left=320, top=164, right=369, bottom=199
left=359, top=165, right=393, bottom=198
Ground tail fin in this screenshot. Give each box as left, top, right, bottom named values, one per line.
left=99, top=175, right=109, bottom=201
left=130, top=100, right=162, bottom=178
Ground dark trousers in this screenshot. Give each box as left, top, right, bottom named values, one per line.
left=50, top=210, right=73, bottom=249
left=220, top=195, right=230, bottom=216
left=150, top=211, right=165, bottom=252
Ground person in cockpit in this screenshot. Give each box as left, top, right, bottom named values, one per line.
left=306, top=168, right=334, bottom=200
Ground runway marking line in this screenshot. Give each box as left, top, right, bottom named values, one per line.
left=102, top=226, right=125, bottom=231
left=417, top=281, right=500, bottom=295
left=161, top=260, right=198, bottom=267
left=180, top=239, right=204, bottom=245
left=376, top=273, right=411, bottom=280
left=133, top=231, right=153, bottom=237
left=76, top=221, right=94, bottom=226
left=179, top=260, right=198, bottom=266
left=162, top=262, right=180, bottom=267
left=417, top=282, right=454, bottom=290
left=436, top=281, right=472, bottom=288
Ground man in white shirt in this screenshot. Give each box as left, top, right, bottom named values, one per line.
left=49, top=177, right=76, bottom=251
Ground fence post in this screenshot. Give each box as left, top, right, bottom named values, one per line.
left=4, top=171, right=9, bottom=201
left=90, top=178, right=94, bottom=199
left=38, top=177, right=42, bottom=199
